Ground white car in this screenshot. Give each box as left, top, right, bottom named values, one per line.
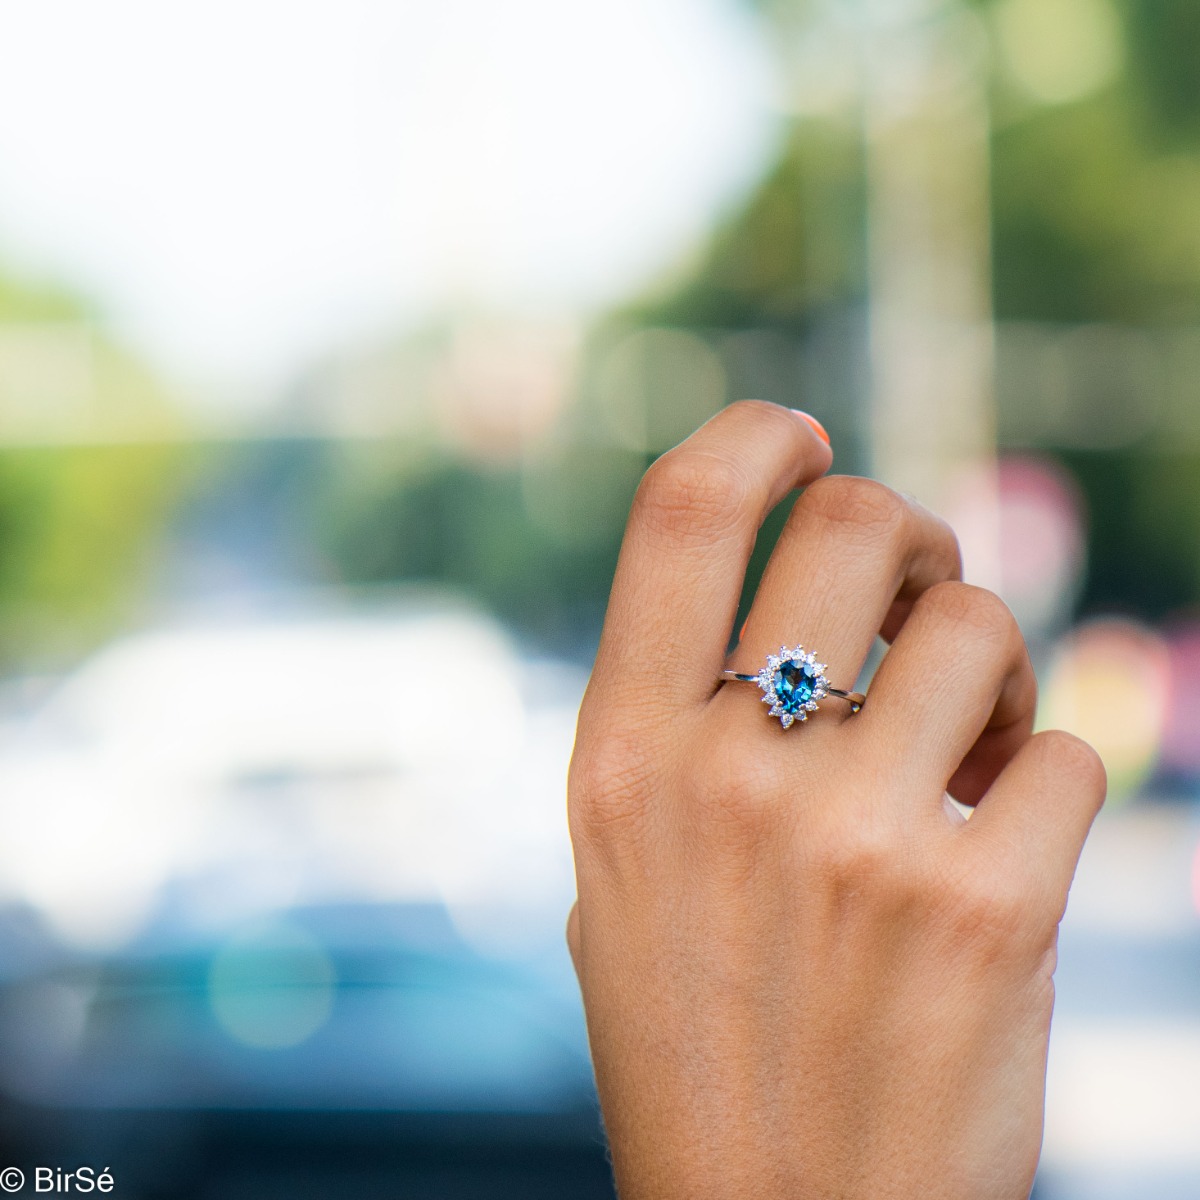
left=0, top=602, right=582, bottom=957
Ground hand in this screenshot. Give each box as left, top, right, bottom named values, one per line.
left=566, top=401, right=1105, bottom=1200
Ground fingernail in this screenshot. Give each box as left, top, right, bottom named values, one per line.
left=794, top=410, right=830, bottom=445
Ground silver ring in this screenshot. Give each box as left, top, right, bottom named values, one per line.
left=721, top=645, right=864, bottom=728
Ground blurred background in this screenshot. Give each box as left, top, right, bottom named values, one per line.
left=0, top=0, right=1197, bottom=1195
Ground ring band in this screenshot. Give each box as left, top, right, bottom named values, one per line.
left=721, top=645, right=864, bottom=728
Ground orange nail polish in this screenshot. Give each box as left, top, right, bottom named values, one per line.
left=795, top=410, right=830, bottom=445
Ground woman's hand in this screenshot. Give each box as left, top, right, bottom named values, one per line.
left=566, top=401, right=1105, bottom=1200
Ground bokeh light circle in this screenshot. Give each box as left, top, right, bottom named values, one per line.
left=1039, top=619, right=1170, bottom=801
left=208, top=920, right=336, bottom=1050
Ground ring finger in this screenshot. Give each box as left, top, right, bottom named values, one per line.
left=716, top=476, right=961, bottom=731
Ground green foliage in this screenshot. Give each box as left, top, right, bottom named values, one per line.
left=985, top=1, right=1200, bottom=615
left=0, top=272, right=87, bottom=323
left=10, top=0, right=1200, bottom=650
left=1059, top=448, right=1199, bottom=618
left=0, top=443, right=181, bottom=660
left=992, top=88, right=1200, bottom=323
left=0, top=268, right=184, bottom=663
left=312, top=445, right=645, bottom=651
left=630, top=123, right=867, bottom=329
left=638, top=1, right=1200, bottom=623
left=1123, top=0, right=1200, bottom=146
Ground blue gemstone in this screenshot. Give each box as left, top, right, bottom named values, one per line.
left=772, top=658, right=816, bottom=714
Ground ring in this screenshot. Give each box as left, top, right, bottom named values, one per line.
left=721, top=645, right=865, bottom=728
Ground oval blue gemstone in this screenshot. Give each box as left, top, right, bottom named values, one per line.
left=772, top=658, right=816, bottom=714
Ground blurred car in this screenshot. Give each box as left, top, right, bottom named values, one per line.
left=0, top=600, right=608, bottom=1197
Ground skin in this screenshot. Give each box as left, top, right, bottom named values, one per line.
left=565, top=401, right=1106, bottom=1200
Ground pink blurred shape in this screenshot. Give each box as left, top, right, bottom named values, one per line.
left=1162, top=621, right=1200, bottom=777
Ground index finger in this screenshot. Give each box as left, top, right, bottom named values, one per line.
left=587, top=400, right=832, bottom=724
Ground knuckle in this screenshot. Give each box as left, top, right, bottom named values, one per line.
left=634, top=449, right=753, bottom=546
left=692, top=746, right=785, bottom=844
left=724, top=397, right=790, bottom=425
left=799, top=475, right=910, bottom=537
left=925, top=510, right=965, bottom=577
left=567, top=726, right=653, bottom=843
left=808, top=817, right=904, bottom=891
left=918, top=581, right=1016, bottom=642
left=949, top=867, right=1035, bottom=945
left=1033, top=729, right=1108, bottom=801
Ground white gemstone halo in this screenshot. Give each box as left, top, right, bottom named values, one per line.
left=755, top=645, right=830, bottom=729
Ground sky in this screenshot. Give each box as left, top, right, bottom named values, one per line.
left=0, top=0, right=776, bottom=408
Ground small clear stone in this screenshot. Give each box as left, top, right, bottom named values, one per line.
left=769, top=704, right=783, bottom=717
left=804, top=701, right=818, bottom=711
left=780, top=713, right=794, bottom=728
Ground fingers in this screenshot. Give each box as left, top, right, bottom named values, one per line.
left=587, top=401, right=832, bottom=722
left=965, top=730, right=1107, bottom=914
left=857, top=583, right=1037, bottom=806
left=722, top=477, right=961, bottom=724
